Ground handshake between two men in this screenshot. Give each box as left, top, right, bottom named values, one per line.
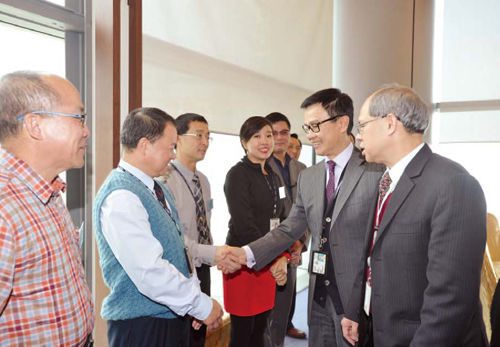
left=214, top=245, right=290, bottom=286
left=197, top=245, right=292, bottom=331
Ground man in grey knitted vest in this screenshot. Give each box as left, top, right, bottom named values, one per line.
left=93, top=107, right=225, bottom=347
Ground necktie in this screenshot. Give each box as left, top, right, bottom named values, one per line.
left=379, top=171, right=392, bottom=202
left=154, top=180, right=169, bottom=211
left=192, top=174, right=211, bottom=245
left=326, top=160, right=336, bottom=204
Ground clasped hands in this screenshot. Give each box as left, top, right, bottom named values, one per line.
left=216, top=246, right=287, bottom=285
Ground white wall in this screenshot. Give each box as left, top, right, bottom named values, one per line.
left=332, top=0, right=436, bottom=123
left=142, top=0, right=334, bottom=140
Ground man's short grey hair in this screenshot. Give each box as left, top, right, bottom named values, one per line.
left=369, top=84, right=429, bottom=134
left=0, top=71, right=60, bottom=142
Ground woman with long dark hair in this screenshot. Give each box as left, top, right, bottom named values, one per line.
left=223, top=116, right=290, bottom=347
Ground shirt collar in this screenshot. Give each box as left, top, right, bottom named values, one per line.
left=119, top=159, right=155, bottom=192
left=0, top=147, right=66, bottom=204
left=385, top=142, right=425, bottom=188
left=325, top=143, right=353, bottom=171
left=272, top=153, right=291, bottom=168
left=171, top=159, right=195, bottom=181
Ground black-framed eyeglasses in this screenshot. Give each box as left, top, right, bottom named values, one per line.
left=302, top=115, right=342, bottom=134
left=18, top=111, right=87, bottom=127
left=356, top=114, right=401, bottom=134
left=180, top=133, right=213, bottom=143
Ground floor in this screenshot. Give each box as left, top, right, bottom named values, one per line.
left=284, top=288, right=309, bottom=347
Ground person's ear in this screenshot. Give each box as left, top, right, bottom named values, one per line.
left=387, top=113, right=399, bottom=136
left=339, top=115, right=350, bottom=133
left=22, top=113, right=43, bottom=140
left=138, top=137, right=150, bottom=156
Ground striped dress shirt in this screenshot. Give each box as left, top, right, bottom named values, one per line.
left=0, top=148, right=94, bottom=346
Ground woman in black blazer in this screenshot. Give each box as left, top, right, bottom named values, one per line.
left=223, top=116, right=290, bottom=347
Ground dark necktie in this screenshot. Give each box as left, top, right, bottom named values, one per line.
left=154, top=180, right=174, bottom=220
left=192, top=174, right=211, bottom=245
left=379, top=171, right=392, bottom=202
left=326, top=160, right=336, bottom=204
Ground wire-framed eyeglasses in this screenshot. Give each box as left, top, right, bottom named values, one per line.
left=356, top=114, right=401, bottom=134
left=180, top=133, right=213, bottom=142
left=18, top=111, right=87, bottom=127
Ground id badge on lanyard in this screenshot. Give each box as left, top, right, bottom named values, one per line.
left=311, top=250, right=327, bottom=275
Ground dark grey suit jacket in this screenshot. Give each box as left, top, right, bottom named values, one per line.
left=249, top=148, right=383, bottom=323
left=345, top=144, right=489, bottom=347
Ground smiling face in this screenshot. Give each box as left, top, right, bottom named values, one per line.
left=304, top=103, right=349, bottom=159
left=242, top=125, right=274, bottom=164
left=288, top=136, right=302, bottom=160
left=177, top=121, right=210, bottom=163
left=271, top=120, right=291, bottom=155
left=145, top=123, right=177, bottom=177
left=41, top=76, right=90, bottom=173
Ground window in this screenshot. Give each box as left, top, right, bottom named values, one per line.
left=0, top=0, right=91, bottom=282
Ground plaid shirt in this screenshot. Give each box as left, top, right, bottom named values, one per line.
left=0, top=148, right=94, bottom=346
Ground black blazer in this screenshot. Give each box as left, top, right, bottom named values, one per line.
left=224, top=156, right=285, bottom=248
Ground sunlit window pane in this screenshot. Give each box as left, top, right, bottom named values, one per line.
left=45, top=0, right=66, bottom=7
left=0, top=22, right=66, bottom=199
left=0, top=23, right=65, bottom=78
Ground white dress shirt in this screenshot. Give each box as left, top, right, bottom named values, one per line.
left=383, top=142, right=425, bottom=196
left=325, top=142, right=353, bottom=192
left=243, top=143, right=354, bottom=267
left=100, top=160, right=213, bottom=320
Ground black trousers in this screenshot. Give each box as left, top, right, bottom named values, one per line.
left=286, top=277, right=297, bottom=331
left=107, top=316, right=190, bottom=347
left=229, top=310, right=271, bottom=347
left=189, top=264, right=211, bottom=347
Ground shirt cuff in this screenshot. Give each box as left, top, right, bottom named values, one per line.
left=243, top=245, right=256, bottom=268
left=189, top=292, right=213, bottom=321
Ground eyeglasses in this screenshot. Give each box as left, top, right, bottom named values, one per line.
left=356, top=114, right=401, bottom=134
left=18, top=111, right=87, bottom=127
left=180, top=133, right=213, bottom=142
left=302, top=115, right=342, bottom=134
left=272, top=130, right=290, bottom=137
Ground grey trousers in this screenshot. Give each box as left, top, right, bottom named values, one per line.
left=264, top=265, right=297, bottom=347
left=309, top=295, right=350, bottom=347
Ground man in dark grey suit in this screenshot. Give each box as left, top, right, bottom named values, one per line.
left=341, top=84, right=488, bottom=347
left=264, top=112, right=309, bottom=347
left=227, top=89, right=383, bottom=347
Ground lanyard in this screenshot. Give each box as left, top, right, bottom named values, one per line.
left=170, top=164, right=206, bottom=218
left=263, top=171, right=278, bottom=217
left=118, top=166, right=182, bottom=237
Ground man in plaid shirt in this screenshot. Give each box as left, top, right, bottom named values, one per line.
left=0, top=71, right=94, bottom=346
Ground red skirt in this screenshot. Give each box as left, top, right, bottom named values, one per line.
left=223, top=264, right=275, bottom=316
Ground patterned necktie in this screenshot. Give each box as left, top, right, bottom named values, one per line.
left=326, top=160, right=336, bottom=204
left=154, top=181, right=173, bottom=217
left=379, top=171, right=392, bottom=202
left=192, top=174, right=211, bottom=245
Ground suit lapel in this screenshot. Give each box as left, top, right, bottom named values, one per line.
left=311, top=160, right=327, bottom=226
left=268, top=158, right=292, bottom=206
left=373, top=144, right=433, bottom=247
left=289, top=160, right=300, bottom=185
left=330, top=150, right=365, bottom=226
left=373, top=174, right=414, bottom=246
